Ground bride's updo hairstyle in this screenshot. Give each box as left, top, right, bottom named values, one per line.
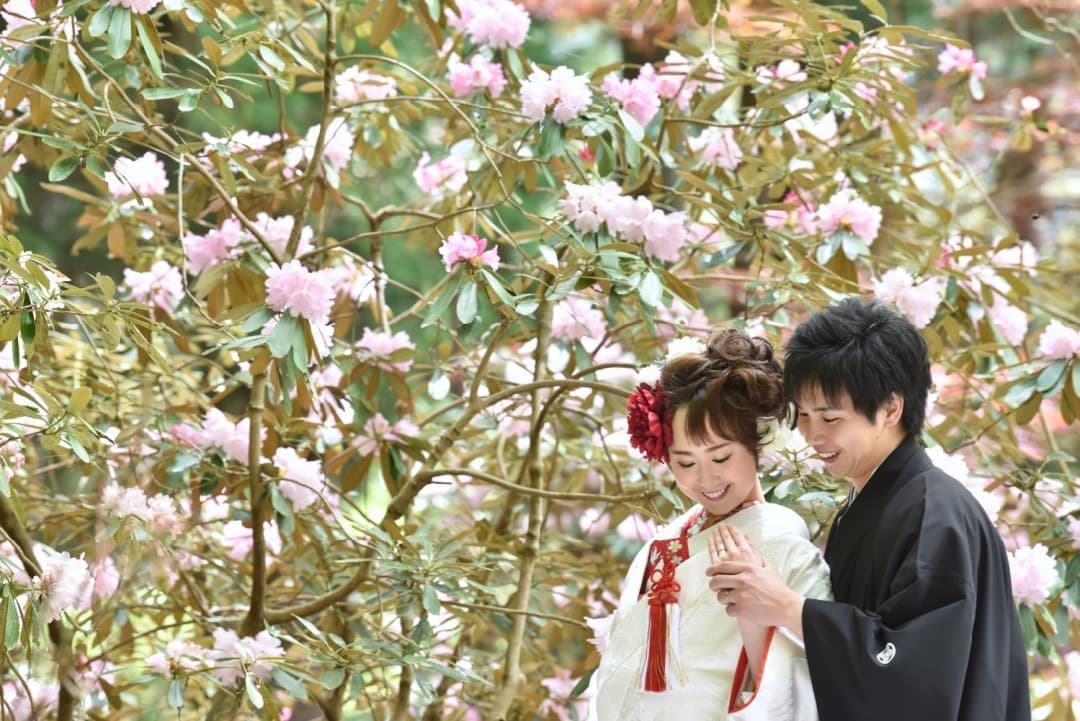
left=659, top=329, right=786, bottom=457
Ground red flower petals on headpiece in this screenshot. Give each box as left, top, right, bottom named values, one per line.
left=627, top=382, right=674, bottom=464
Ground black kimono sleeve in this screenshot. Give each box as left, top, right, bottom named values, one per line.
left=802, top=567, right=976, bottom=720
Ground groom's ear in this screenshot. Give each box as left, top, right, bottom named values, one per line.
left=880, top=392, right=904, bottom=428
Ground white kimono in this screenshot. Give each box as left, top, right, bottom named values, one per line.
left=589, top=503, right=832, bottom=721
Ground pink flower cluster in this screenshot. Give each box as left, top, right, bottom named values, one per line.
left=208, top=628, right=284, bottom=686
left=354, top=413, right=420, bottom=456
left=988, top=298, right=1028, bottom=346
left=356, top=327, right=415, bottom=373
left=602, top=65, right=663, bottom=127
left=1, top=679, right=58, bottom=721
left=756, top=59, right=807, bottom=87
left=3, top=131, right=25, bottom=173
left=763, top=192, right=818, bottom=235
left=221, top=519, right=282, bottom=561
left=172, top=408, right=266, bottom=464
left=539, top=667, right=590, bottom=721
left=550, top=296, right=606, bottom=342
left=656, top=51, right=725, bottom=109
left=271, top=446, right=327, bottom=511
left=559, top=181, right=690, bottom=262
left=265, top=260, right=335, bottom=325
left=101, top=484, right=183, bottom=534
left=816, top=189, right=883, bottom=244
left=109, top=0, right=162, bottom=13
left=447, top=0, right=530, bottom=49
left=335, top=66, right=397, bottom=105
left=287, top=117, right=355, bottom=174
left=256, top=212, right=314, bottom=259
left=687, top=127, right=743, bottom=171
left=1, top=0, right=37, bottom=35
left=439, top=232, right=500, bottom=272
left=182, top=217, right=247, bottom=274
left=146, top=637, right=208, bottom=677
left=1008, top=543, right=1059, bottom=605
left=105, top=151, right=168, bottom=199
left=937, top=45, right=987, bottom=80
left=413, top=151, right=468, bottom=195
left=325, top=251, right=376, bottom=303
left=25, top=547, right=91, bottom=622
left=201, top=129, right=281, bottom=157
left=872, top=268, right=946, bottom=330
left=1037, top=320, right=1080, bottom=360
left=123, top=260, right=184, bottom=315
left=521, top=66, right=592, bottom=124
left=448, top=55, right=506, bottom=97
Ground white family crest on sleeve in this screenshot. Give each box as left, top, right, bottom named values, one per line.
left=875, top=642, right=897, bottom=665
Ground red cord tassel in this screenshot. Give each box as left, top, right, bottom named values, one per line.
left=643, top=550, right=681, bottom=692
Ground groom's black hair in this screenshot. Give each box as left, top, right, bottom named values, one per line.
left=784, top=297, right=932, bottom=435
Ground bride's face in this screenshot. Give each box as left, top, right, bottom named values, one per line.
left=667, top=406, right=762, bottom=517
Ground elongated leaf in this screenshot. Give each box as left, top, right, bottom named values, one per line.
left=48, top=154, right=80, bottom=182
left=268, top=314, right=300, bottom=358
left=135, top=16, right=163, bottom=79
left=88, top=3, right=114, bottom=36
left=688, top=0, right=717, bottom=25
left=455, top=281, right=478, bottom=325
left=107, top=7, right=132, bottom=59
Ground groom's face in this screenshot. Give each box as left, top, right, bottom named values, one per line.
left=795, top=388, right=898, bottom=488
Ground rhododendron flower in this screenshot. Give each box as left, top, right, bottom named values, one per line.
left=272, top=447, right=327, bottom=511
left=105, top=151, right=168, bottom=199
left=1, top=680, right=58, bottom=721
left=1, top=0, right=37, bottom=34
left=816, top=190, right=882, bottom=244
left=447, top=0, right=530, bottom=49
left=1019, top=95, right=1040, bottom=116
left=656, top=51, right=724, bottom=109
left=756, top=59, right=807, bottom=86
left=33, top=547, right=91, bottom=622
left=208, top=628, right=283, bottom=686
left=521, top=66, right=591, bottom=124
left=354, top=413, right=419, bottom=455
left=123, top=260, right=183, bottom=315
left=1008, top=543, right=1059, bottom=605
left=356, top=327, right=415, bottom=373
left=220, top=520, right=283, bottom=561
left=255, top=213, right=314, bottom=259
left=447, top=55, right=506, bottom=97
left=335, top=66, right=397, bottom=105
left=988, top=299, right=1028, bottom=346
left=872, top=268, right=945, bottom=329
left=182, top=217, right=248, bottom=274
left=539, top=667, right=590, bottom=721
left=1069, top=517, right=1080, bottom=549
left=1065, top=651, right=1080, bottom=700
left=202, top=129, right=281, bottom=157
left=146, top=638, right=209, bottom=677
left=413, top=151, right=468, bottom=195
left=110, top=0, right=162, bottom=13
left=601, top=69, right=662, bottom=127
left=201, top=408, right=265, bottom=464
left=763, top=192, right=818, bottom=235
left=288, top=117, right=355, bottom=173
left=687, top=127, right=743, bottom=171
left=439, top=232, right=500, bottom=271
left=3, top=131, right=25, bottom=173
left=937, top=44, right=987, bottom=80
left=265, top=260, right=335, bottom=324
left=550, top=296, right=606, bottom=342
left=642, top=210, right=689, bottom=262
left=1037, top=320, right=1080, bottom=359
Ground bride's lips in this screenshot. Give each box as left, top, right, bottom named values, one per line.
left=702, top=485, right=730, bottom=501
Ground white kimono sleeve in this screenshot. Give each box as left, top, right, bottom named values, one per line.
left=727, top=532, right=831, bottom=721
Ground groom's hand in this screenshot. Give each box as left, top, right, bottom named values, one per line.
left=705, top=524, right=806, bottom=637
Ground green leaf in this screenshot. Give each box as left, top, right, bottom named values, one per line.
left=421, top=272, right=464, bottom=328
left=258, top=45, right=286, bottom=72
left=270, top=668, right=309, bottom=701
left=422, top=584, right=440, bottom=615
left=245, top=674, right=264, bottom=709
left=688, top=0, right=717, bottom=25
left=142, top=87, right=187, bottom=100
left=135, top=15, right=163, bottom=79
left=48, top=155, right=80, bottom=182
left=19, top=307, right=35, bottom=346
left=242, top=306, right=276, bottom=334
left=618, top=109, right=644, bottom=142
left=270, top=485, right=296, bottom=535
left=639, top=271, right=662, bottom=308
left=107, top=6, right=132, bottom=60
left=455, top=281, right=478, bottom=325
left=1003, top=377, right=1037, bottom=408
left=537, top=120, right=565, bottom=159
left=178, top=89, right=202, bottom=112
left=859, top=0, right=887, bottom=19
left=320, top=668, right=346, bottom=689
left=167, top=678, right=185, bottom=709
left=88, top=3, right=114, bottom=37
left=68, top=387, right=92, bottom=414
left=268, top=313, right=301, bottom=359
left=1036, top=359, right=1067, bottom=395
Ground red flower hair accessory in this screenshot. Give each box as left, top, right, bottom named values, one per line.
left=627, top=382, right=674, bottom=464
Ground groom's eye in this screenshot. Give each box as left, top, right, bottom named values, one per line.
left=712, top=456, right=731, bottom=464
left=677, top=462, right=694, bottom=469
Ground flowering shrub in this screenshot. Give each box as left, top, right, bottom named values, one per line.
left=0, top=0, right=1075, bottom=718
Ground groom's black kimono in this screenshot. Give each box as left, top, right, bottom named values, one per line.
left=802, top=436, right=1031, bottom=721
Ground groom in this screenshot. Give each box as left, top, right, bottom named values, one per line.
left=707, top=298, right=1030, bottom=720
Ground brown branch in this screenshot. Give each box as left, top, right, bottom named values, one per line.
left=240, top=371, right=268, bottom=637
